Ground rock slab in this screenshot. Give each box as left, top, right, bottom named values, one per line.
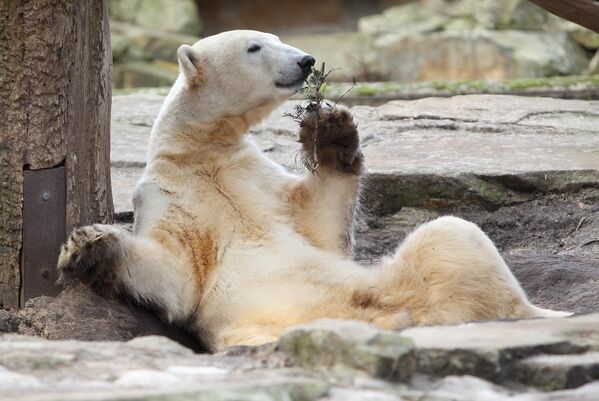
left=111, top=94, right=599, bottom=214
left=4, top=314, right=599, bottom=400
left=278, top=320, right=415, bottom=382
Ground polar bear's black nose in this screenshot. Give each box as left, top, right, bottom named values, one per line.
left=298, top=55, right=316, bottom=75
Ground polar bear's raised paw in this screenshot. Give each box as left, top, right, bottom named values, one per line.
left=299, top=105, right=364, bottom=175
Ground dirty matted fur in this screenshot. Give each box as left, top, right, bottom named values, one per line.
left=57, top=30, right=569, bottom=351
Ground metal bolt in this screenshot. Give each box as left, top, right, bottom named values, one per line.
left=41, top=192, right=50, bottom=201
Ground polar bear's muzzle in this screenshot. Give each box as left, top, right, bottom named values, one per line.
left=275, top=55, right=315, bottom=89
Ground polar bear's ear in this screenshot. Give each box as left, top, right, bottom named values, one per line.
left=177, top=44, right=204, bottom=86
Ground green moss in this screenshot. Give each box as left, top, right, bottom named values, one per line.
left=112, top=75, right=599, bottom=99
left=465, top=80, right=488, bottom=90
left=355, top=85, right=382, bottom=96
left=339, top=75, right=599, bottom=98
left=505, top=75, right=599, bottom=90
left=430, top=80, right=488, bottom=92
left=506, top=77, right=550, bottom=90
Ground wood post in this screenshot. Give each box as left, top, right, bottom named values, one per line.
left=528, top=0, right=599, bottom=33
left=0, top=0, right=113, bottom=308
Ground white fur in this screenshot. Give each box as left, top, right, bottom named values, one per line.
left=60, top=31, right=570, bottom=351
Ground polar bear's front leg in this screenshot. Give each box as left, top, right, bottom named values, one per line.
left=287, top=106, right=364, bottom=254
left=57, top=224, right=197, bottom=323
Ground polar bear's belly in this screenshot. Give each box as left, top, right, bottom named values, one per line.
left=198, top=232, right=332, bottom=316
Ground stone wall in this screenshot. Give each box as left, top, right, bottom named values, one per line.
left=3, top=314, right=599, bottom=400
left=108, top=0, right=407, bottom=88
left=309, top=0, right=599, bottom=82
left=109, top=0, right=201, bottom=88
left=110, top=0, right=599, bottom=88
left=353, top=0, right=599, bottom=81
left=195, top=0, right=408, bottom=36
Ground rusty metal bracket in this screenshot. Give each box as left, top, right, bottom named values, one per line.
left=21, top=167, right=66, bottom=304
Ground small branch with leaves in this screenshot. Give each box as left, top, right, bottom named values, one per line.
left=284, top=62, right=357, bottom=126
left=285, top=63, right=358, bottom=172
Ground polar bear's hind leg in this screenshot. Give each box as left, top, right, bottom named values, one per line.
left=385, top=216, right=570, bottom=325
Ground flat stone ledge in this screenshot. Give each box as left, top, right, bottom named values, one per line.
left=4, top=314, right=599, bottom=400
left=397, top=313, right=599, bottom=384
left=111, top=94, right=599, bottom=214
left=274, top=315, right=599, bottom=393
left=277, top=319, right=415, bottom=382
left=0, top=334, right=328, bottom=401
left=516, top=352, right=599, bottom=391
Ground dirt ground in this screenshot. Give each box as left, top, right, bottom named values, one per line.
left=355, top=187, right=599, bottom=314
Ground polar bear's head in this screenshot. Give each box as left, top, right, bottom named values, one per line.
left=175, top=30, right=315, bottom=122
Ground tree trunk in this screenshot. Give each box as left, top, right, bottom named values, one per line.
left=0, top=0, right=113, bottom=309
left=528, top=0, right=599, bottom=33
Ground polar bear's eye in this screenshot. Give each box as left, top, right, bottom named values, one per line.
left=247, top=44, right=261, bottom=53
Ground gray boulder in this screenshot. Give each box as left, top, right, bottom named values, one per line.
left=356, top=0, right=594, bottom=81
left=108, top=0, right=201, bottom=36
left=278, top=320, right=415, bottom=382
left=372, top=30, right=589, bottom=81
left=111, top=22, right=198, bottom=64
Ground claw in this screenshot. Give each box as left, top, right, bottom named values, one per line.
left=56, top=225, right=121, bottom=292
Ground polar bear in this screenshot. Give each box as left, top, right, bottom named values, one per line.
left=57, top=30, right=568, bottom=351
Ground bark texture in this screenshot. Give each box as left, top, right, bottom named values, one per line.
left=528, top=0, right=599, bottom=33
left=0, top=0, right=113, bottom=309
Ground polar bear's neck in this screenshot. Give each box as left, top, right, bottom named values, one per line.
left=146, top=77, right=279, bottom=163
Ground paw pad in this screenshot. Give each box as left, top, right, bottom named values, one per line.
left=298, top=106, right=363, bottom=174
